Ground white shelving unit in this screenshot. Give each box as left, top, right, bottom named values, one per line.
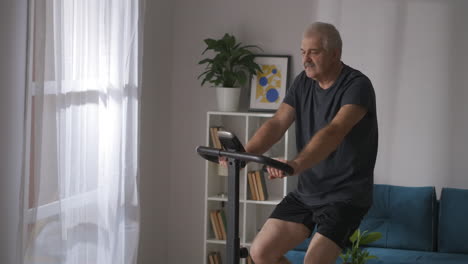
left=203, top=111, right=297, bottom=264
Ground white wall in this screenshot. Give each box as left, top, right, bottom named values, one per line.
left=315, top=0, right=468, bottom=191
left=0, top=0, right=28, bottom=263
left=138, top=0, right=174, bottom=263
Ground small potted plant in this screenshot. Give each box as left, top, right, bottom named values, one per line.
left=198, top=33, right=262, bottom=112
left=340, top=229, right=382, bottom=264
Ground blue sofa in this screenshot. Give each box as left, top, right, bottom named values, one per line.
left=285, top=184, right=468, bottom=264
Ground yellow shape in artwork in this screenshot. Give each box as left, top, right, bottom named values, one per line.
left=255, top=64, right=282, bottom=103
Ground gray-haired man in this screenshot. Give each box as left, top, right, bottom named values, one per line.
left=246, top=22, right=378, bottom=264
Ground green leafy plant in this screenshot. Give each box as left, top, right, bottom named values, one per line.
left=340, top=229, right=382, bottom=264
left=198, top=33, right=262, bottom=88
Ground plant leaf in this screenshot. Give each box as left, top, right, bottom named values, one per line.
left=198, top=58, right=213, bottom=65
left=235, top=71, right=247, bottom=86
left=197, top=33, right=262, bottom=87
left=360, top=232, right=382, bottom=245
left=341, top=230, right=382, bottom=264
left=349, top=229, right=359, bottom=243
left=204, top=38, right=216, bottom=46
left=197, top=70, right=210, bottom=79
left=201, top=38, right=217, bottom=54
left=240, top=44, right=262, bottom=51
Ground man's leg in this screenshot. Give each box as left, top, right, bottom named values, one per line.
left=303, top=233, right=342, bottom=264
left=303, top=201, right=370, bottom=264
left=250, top=218, right=310, bottom=264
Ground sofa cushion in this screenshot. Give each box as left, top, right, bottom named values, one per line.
left=438, top=187, right=468, bottom=254
left=286, top=248, right=468, bottom=264
left=292, top=225, right=317, bottom=251
left=359, top=184, right=437, bottom=251
left=363, top=247, right=468, bottom=264
left=285, top=250, right=307, bottom=264
left=294, top=238, right=311, bottom=251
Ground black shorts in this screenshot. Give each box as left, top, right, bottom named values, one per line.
left=269, top=192, right=370, bottom=249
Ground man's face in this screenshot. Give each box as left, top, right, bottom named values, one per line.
left=301, top=34, right=338, bottom=80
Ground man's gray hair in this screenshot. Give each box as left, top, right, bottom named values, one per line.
left=303, top=22, right=342, bottom=55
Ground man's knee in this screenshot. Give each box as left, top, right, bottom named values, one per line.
left=250, top=240, right=283, bottom=264
left=250, top=218, right=309, bottom=264
left=304, top=250, right=339, bottom=264
left=303, top=233, right=342, bottom=264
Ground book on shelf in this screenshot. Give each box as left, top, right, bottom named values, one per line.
left=210, top=209, right=227, bottom=240
left=210, top=126, right=229, bottom=176
left=209, top=127, right=218, bottom=148
left=209, top=126, right=224, bottom=149
left=247, top=170, right=269, bottom=201
left=252, top=171, right=261, bottom=200
left=209, top=211, right=222, bottom=240
left=215, top=210, right=224, bottom=240
left=220, top=210, right=228, bottom=239
left=216, top=210, right=227, bottom=240
left=255, top=170, right=269, bottom=201
left=208, top=251, right=221, bottom=264
left=247, top=171, right=258, bottom=200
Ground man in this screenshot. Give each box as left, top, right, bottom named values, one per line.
left=246, top=22, right=378, bottom=264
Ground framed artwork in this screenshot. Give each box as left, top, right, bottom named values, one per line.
left=249, top=55, right=291, bottom=112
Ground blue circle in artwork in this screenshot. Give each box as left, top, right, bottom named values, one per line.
left=266, top=88, right=279, bottom=102
left=259, top=77, right=268, bottom=86
left=272, top=68, right=277, bottom=74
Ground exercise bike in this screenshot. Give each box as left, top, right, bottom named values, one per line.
left=197, top=131, right=293, bottom=264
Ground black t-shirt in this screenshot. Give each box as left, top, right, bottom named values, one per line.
left=283, top=63, right=378, bottom=207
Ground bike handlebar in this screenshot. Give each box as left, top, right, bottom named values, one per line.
left=196, top=146, right=294, bottom=175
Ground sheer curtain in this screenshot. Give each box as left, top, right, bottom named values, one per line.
left=23, top=0, right=142, bottom=264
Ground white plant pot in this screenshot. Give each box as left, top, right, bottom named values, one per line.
left=216, top=87, right=241, bottom=112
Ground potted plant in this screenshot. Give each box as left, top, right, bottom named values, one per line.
left=340, top=229, right=382, bottom=264
left=198, top=33, right=262, bottom=112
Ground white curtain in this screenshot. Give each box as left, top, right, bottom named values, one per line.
left=23, top=0, right=142, bottom=264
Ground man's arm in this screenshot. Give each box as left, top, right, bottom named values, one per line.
left=290, top=104, right=367, bottom=175
left=245, top=103, right=295, bottom=155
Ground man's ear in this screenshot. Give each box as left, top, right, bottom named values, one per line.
left=333, top=48, right=341, bottom=60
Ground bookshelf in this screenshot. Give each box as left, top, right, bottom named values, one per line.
left=203, top=111, right=297, bottom=264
